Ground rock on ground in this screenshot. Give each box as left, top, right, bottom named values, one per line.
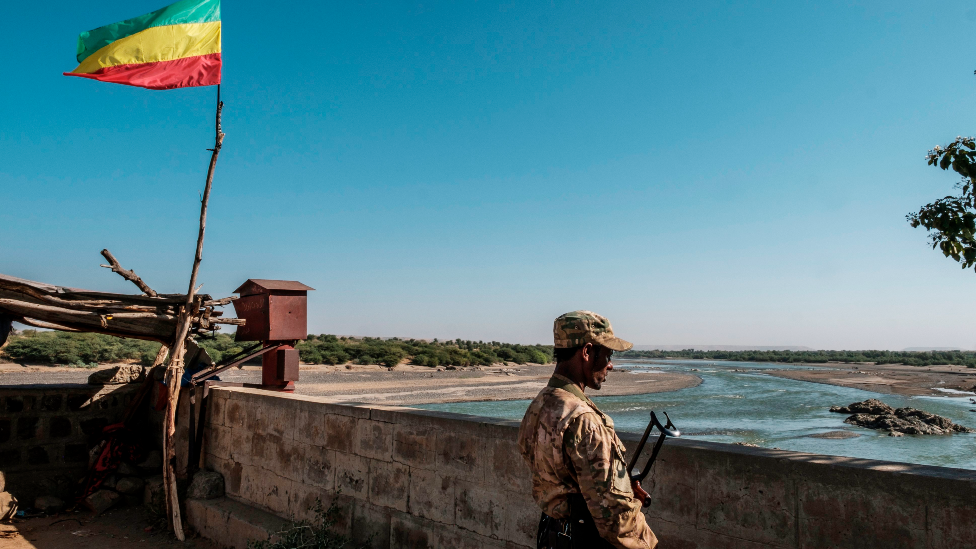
left=137, top=450, right=162, bottom=472
left=88, top=365, right=146, bottom=385
left=34, top=495, right=65, bottom=513
left=102, top=474, right=118, bottom=490
left=84, top=489, right=121, bottom=514
left=143, top=475, right=165, bottom=515
left=829, top=398, right=893, bottom=415
left=115, top=477, right=145, bottom=495
left=187, top=470, right=225, bottom=500
left=808, top=430, right=861, bottom=439
left=830, top=399, right=974, bottom=435
left=0, top=491, right=18, bottom=521
left=117, top=461, right=140, bottom=476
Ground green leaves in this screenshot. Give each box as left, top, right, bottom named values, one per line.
left=910, top=136, right=976, bottom=271
left=296, top=335, right=554, bottom=367
left=941, top=154, right=953, bottom=170
left=1, top=330, right=160, bottom=365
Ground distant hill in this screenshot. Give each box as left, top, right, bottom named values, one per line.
left=634, top=345, right=815, bottom=352
left=902, top=347, right=971, bottom=352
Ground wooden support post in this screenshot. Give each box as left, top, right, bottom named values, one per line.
left=163, top=85, right=224, bottom=541
left=0, top=314, right=11, bottom=349
left=163, top=310, right=192, bottom=540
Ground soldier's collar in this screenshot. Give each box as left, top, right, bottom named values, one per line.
left=547, top=374, right=601, bottom=411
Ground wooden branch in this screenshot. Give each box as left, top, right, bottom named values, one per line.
left=0, top=289, right=161, bottom=314
left=210, top=317, right=245, bottom=326
left=0, top=273, right=211, bottom=306
left=0, top=274, right=186, bottom=312
left=14, top=317, right=82, bottom=332
left=163, top=301, right=196, bottom=541
left=165, top=91, right=223, bottom=542
left=0, top=298, right=176, bottom=342
left=202, top=297, right=235, bottom=307
left=100, top=249, right=158, bottom=297
left=0, top=273, right=239, bottom=342
left=60, top=291, right=191, bottom=306
left=103, top=312, right=168, bottom=320
left=0, top=276, right=101, bottom=310
left=162, top=364, right=184, bottom=539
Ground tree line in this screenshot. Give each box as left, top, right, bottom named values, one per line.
left=0, top=330, right=554, bottom=368
left=299, top=335, right=553, bottom=368
left=12, top=330, right=974, bottom=369
left=617, top=349, right=976, bottom=367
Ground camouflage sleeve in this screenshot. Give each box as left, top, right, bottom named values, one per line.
left=564, top=413, right=657, bottom=549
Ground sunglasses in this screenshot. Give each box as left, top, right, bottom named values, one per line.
left=594, top=346, right=613, bottom=361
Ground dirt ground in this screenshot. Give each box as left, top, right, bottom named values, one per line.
left=0, top=361, right=702, bottom=406
left=0, top=505, right=218, bottom=549
left=766, top=362, right=976, bottom=397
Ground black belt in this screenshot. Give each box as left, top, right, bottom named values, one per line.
left=537, top=494, right=615, bottom=549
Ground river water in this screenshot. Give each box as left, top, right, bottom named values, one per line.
left=419, top=360, right=976, bottom=470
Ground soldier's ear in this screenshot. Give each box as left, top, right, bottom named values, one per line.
left=580, top=343, right=594, bottom=363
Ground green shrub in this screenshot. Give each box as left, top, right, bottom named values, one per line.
left=296, top=336, right=553, bottom=368
left=2, top=331, right=160, bottom=365
left=2, top=330, right=555, bottom=369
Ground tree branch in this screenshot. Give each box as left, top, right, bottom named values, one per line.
left=211, top=318, right=245, bottom=326
left=100, top=249, right=158, bottom=297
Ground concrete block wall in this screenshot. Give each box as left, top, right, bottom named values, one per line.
left=203, top=387, right=537, bottom=548
left=0, top=385, right=139, bottom=502
left=201, top=387, right=976, bottom=549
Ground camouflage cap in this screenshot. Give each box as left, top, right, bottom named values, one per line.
left=553, top=310, right=633, bottom=351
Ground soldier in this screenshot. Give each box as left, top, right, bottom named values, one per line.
left=518, top=311, right=657, bottom=549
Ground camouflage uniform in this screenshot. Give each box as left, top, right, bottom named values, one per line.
left=518, top=312, right=657, bottom=549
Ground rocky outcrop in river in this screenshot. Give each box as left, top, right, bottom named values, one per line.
left=829, top=399, right=974, bottom=435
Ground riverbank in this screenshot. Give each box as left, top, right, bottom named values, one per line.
left=0, top=362, right=703, bottom=406
left=287, top=363, right=702, bottom=405
left=421, top=360, right=976, bottom=470
left=764, top=362, right=976, bottom=397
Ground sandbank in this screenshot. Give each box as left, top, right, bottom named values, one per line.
left=0, top=361, right=702, bottom=406
left=763, top=362, right=976, bottom=397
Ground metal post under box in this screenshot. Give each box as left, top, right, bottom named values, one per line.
left=231, top=279, right=314, bottom=391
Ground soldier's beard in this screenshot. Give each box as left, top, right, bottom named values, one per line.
left=589, top=367, right=608, bottom=390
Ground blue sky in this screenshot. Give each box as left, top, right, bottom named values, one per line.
left=2, top=1, right=975, bottom=349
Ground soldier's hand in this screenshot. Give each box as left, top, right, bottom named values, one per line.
left=631, top=479, right=651, bottom=508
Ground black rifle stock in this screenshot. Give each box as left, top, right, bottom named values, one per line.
left=626, top=411, right=680, bottom=507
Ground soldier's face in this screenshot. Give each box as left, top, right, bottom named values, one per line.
left=584, top=345, right=613, bottom=390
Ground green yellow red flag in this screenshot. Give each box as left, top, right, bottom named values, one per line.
left=64, top=0, right=221, bottom=90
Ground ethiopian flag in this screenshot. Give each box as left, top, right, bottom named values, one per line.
left=64, top=0, right=221, bottom=90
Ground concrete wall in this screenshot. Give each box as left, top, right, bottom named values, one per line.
left=201, top=387, right=976, bottom=549
left=0, top=384, right=139, bottom=502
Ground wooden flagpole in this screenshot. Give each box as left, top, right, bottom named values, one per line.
left=163, top=84, right=224, bottom=540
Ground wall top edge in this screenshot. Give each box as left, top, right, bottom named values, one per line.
left=209, top=386, right=976, bottom=481
left=0, top=384, right=134, bottom=392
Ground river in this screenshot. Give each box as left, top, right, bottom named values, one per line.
left=418, top=360, right=976, bottom=470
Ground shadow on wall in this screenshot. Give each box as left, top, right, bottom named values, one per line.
left=0, top=381, right=148, bottom=506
